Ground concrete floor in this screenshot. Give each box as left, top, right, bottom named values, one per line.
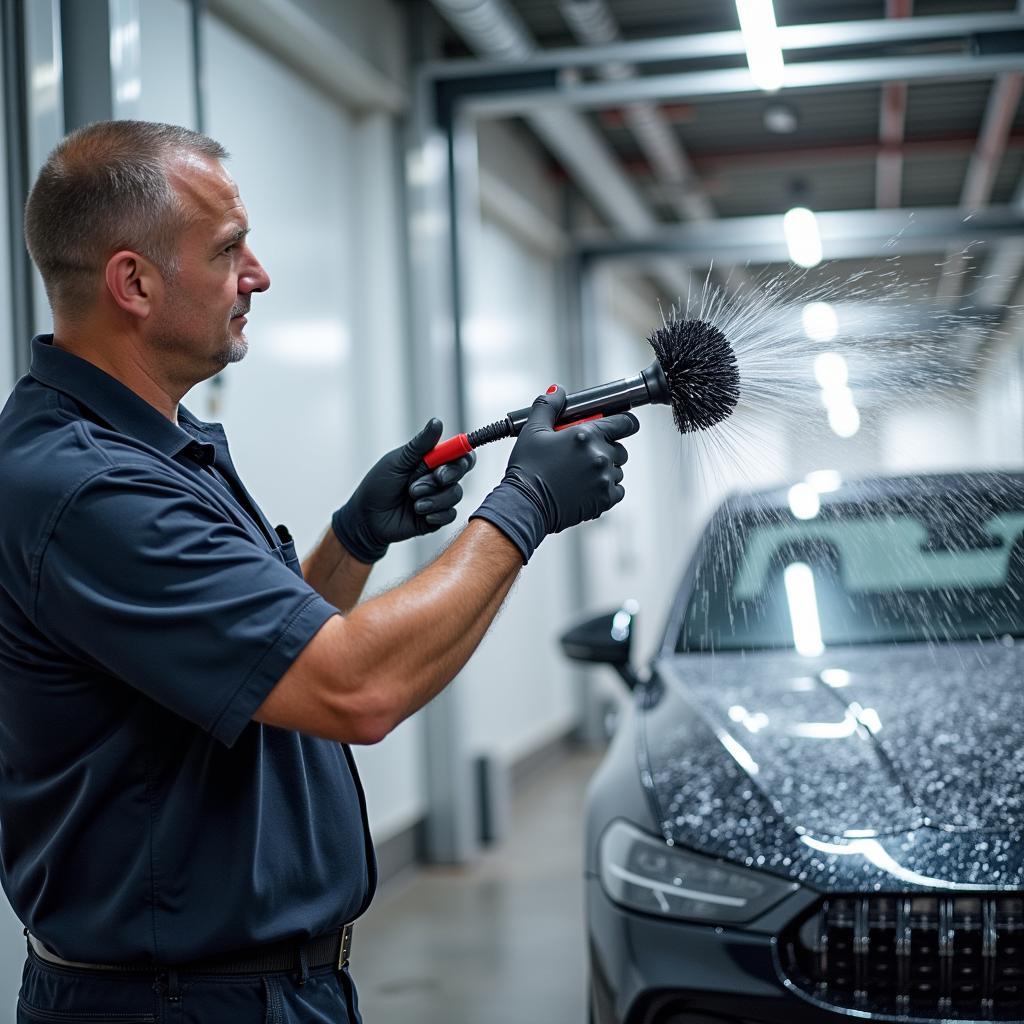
left=353, top=749, right=602, bottom=1024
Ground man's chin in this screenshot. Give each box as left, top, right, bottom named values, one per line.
left=225, top=333, right=248, bottom=365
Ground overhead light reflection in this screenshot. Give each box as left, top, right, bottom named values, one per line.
left=813, top=353, right=860, bottom=438
left=717, top=730, right=760, bottom=775
left=727, top=705, right=770, bottom=733
left=788, top=700, right=881, bottom=739
left=819, top=668, right=851, bottom=688
left=789, top=713, right=858, bottom=739
left=814, top=352, right=848, bottom=390
left=788, top=482, right=820, bottom=520
left=806, top=470, right=842, bottom=493
left=858, top=706, right=883, bottom=734
left=827, top=402, right=861, bottom=438
left=800, top=835, right=990, bottom=890
left=784, top=562, right=824, bottom=657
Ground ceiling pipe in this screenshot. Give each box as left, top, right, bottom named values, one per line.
left=427, top=0, right=691, bottom=300
left=558, top=0, right=714, bottom=224
left=875, top=0, right=911, bottom=209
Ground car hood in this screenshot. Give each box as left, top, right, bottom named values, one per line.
left=639, top=641, right=1024, bottom=891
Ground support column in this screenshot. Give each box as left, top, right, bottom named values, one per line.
left=403, top=3, right=479, bottom=864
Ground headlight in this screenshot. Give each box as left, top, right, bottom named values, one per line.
left=599, top=820, right=798, bottom=923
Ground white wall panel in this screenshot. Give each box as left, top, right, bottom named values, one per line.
left=284, top=0, right=406, bottom=86
left=881, top=402, right=977, bottom=473
left=136, top=0, right=196, bottom=127
left=202, top=14, right=358, bottom=554
left=460, top=216, right=577, bottom=761
left=975, top=333, right=1024, bottom=469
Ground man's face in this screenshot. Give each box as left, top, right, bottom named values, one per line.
left=149, top=152, right=270, bottom=380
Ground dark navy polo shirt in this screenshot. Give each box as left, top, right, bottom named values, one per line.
left=0, top=336, right=375, bottom=963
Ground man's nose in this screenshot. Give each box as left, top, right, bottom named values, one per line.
left=239, top=247, right=270, bottom=294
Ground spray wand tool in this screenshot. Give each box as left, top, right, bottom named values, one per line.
left=423, top=319, right=741, bottom=469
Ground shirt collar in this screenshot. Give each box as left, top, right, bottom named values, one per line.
left=29, top=334, right=213, bottom=460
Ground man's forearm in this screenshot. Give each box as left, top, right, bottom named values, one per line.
left=302, top=527, right=373, bottom=613
left=340, top=518, right=522, bottom=731
left=258, top=519, right=523, bottom=743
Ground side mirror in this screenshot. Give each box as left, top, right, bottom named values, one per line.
left=560, top=600, right=640, bottom=690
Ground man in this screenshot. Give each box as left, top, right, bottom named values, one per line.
left=0, top=120, right=638, bottom=1022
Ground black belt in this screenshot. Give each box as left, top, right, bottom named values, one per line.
left=26, top=924, right=353, bottom=976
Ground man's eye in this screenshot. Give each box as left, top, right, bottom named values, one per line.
left=222, top=243, right=238, bottom=255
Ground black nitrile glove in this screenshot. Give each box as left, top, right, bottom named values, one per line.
left=332, top=419, right=476, bottom=564
left=471, top=386, right=639, bottom=564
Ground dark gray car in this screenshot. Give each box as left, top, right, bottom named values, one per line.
left=564, top=471, right=1024, bottom=1023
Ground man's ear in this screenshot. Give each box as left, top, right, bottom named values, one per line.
left=104, top=250, right=161, bottom=320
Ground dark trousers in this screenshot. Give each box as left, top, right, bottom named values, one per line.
left=17, top=943, right=362, bottom=1023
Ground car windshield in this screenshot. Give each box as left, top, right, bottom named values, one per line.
left=677, top=488, right=1024, bottom=653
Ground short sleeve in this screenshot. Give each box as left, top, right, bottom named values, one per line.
left=33, top=465, right=338, bottom=747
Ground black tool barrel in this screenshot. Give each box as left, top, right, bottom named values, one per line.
left=506, top=367, right=665, bottom=434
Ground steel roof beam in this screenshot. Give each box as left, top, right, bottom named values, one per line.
left=977, top=171, right=1024, bottom=307
left=875, top=0, right=912, bottom=210
left=424, top=13, right=1024, bottom=80
left=462, top=54, right=1024, bottom=118
left=575, top=206, right=1024, bottom=268
left=876, top=81, right=908, bottom=209
left=936, top=71, right=1024, bottom=303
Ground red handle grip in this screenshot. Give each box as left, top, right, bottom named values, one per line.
left=424, top=433, right=473, bottom=470
left=554, top=413, right=603, bottom=432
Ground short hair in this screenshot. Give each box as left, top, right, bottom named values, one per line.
left=24, top=120, right=228, bottom=318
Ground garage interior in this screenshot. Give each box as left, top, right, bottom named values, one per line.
left=2, top=0, right=1024, bottom=1022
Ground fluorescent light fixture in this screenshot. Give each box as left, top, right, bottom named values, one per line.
left=784, top=562, right=824, bottom=657
left=735, top=0, right=785, bottom=92
left=784, top=206, right=823, bottom=267
left=813, top=352, right=848, bottom=390
left=802, top=301, right=838, bottom=342
left=763, top=102, right=797, bottom=134
left=806, top=469, right=842, bottom=492
left=828, top=401, right=861, bottom=438
left=787, top=482, right=820, bottom=520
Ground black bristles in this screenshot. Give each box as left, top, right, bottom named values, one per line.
left=648, top=319, right=740, bottom=434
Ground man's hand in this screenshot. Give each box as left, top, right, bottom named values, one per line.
left=331, top=419, right=476, bottom=564
left=470, top=386, right=639, bottom=563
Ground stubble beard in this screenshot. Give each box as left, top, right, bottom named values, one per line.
left=225, top=331, right=248, bottom=364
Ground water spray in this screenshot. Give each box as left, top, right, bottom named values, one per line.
left=424, top=319, right=741, bottom=469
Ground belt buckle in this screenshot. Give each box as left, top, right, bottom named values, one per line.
left=337, top=923, right=353, bottom=971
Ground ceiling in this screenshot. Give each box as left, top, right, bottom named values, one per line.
left=434, top=0, right=1024, bottom=312
left=502, top=1, right=1015, bottom=45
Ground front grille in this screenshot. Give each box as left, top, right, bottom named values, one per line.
left=782, top=895, right=1024, bottom=1020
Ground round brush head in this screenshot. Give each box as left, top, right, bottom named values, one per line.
left=647, top=319, right=740, bottom=434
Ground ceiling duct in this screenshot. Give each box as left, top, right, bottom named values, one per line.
left=428, top=0, right=691, bottom=299
left=558, top=0, right=715, bottom=223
